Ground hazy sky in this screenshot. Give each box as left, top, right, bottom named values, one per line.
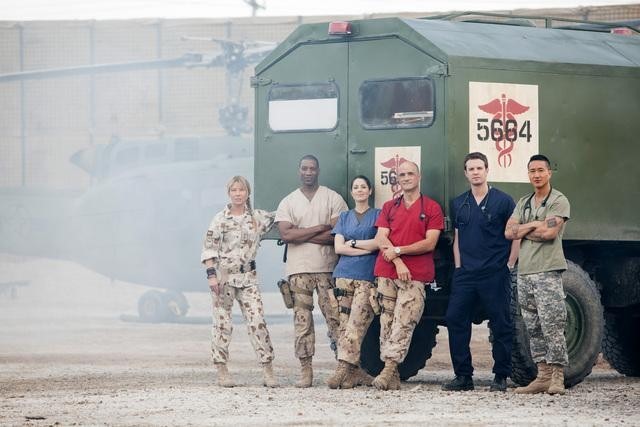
left=1, top=0, right=638, bottom=20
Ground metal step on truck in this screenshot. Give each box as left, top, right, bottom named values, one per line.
left=251, top=12, right=640, bottom=387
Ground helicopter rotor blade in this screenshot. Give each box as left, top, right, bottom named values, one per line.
left=241, top=44, right=277, bottom=65
left=181, top=36, right=275, bottom=50
left=0, top=53, right=206, bottom=83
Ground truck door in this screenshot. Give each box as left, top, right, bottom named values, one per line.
left=254, top=42, right=349, bottom=207
left=347, top=37, right=446, bottom=207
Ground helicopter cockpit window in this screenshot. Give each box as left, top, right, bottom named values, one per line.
left=268, top=82, right=338, bottom=132
left=360, top=77, right=435, bottom=129
left=115, top=147, right=139, bottom=166
left=144, top=143, right=167, bottom=160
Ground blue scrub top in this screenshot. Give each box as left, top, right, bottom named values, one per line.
left=453, top=187, right=515, bottom=273
left=331, top=208, right=380, bottom=282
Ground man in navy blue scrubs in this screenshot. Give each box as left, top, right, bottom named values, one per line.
left=442, top=152, right=519, bottom=392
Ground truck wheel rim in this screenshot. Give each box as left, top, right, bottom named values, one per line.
left=565, top=293, right=584, bottom=358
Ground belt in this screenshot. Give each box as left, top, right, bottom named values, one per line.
left=223, top=260, right=256, bottom=274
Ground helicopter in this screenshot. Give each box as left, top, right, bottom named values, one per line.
left=0, top=33, right=282, bottom=322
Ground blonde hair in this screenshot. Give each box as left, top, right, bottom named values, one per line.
left=226, top=175, right=253, bottom=213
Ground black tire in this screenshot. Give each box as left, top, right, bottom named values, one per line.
left=602, top=310, right=640, bottom=376
left=138, top=289, right=169, bottom=322
left=360, top=317, right=384, bottom=375
left=360, top=315, right=439, bottom=381
left=510, top=261, right=603, bottom=388
left=510, top=269, right=536, bottom=385
left=163, top=290, right=189, bottom=319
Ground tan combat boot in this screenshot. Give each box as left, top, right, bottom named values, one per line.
left=326, top=360, right=354, bottom=389
left=214, top=363, right=235, bottom=387
left=514, top=362, right=552, bottom=394
left=547, top=364, right=566, bottom=395
left=296, top=356, right=313, bottom=388
left=342, top=366, right=375, bottom=388
left=358, top=368, right=375, bottom=387
left=372, top=360, right=398, bottom=391
left=387, top=369, right=401, bottom=390
left=262, top=362, right=278, bottom=388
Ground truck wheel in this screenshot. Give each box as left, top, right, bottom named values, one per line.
left=510, top=271, right=536, bottom=385
left=360, top=315, right=439, bottom=381
left=510, top=261, right=603, bottom=388
left=563, top=261, right=603, bottom=386
left=602, top=310, right=640, bottom=376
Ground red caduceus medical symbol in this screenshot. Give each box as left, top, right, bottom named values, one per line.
left=478, top=93, right=530, bottom=168
left=380, top=154, right=408, bottom=198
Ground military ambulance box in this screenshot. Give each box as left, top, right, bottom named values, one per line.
left=252, top=15, right=640, bottom=386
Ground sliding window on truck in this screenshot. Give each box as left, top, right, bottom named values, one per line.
left=359, top=77, right=435, bottom=130
left=267, top=82, right=339, bottom=132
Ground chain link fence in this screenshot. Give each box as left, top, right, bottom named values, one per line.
left=0, top=4, right=638, bottom=188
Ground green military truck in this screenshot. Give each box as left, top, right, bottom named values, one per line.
left=251, top=13, right=640, bottom=387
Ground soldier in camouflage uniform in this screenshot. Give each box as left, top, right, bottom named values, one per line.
left=325, top=176, right=380, bottom=389
left=372, top=161, right=444, bottom=390
left=506, top=154, right=571, bottom=395
left=201, top=175, right=277, bottom=388
left=276, top=154, right=347, bottom=387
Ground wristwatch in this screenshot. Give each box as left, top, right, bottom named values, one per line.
left=350, top=239, right=357, bottom=248
left=394, top=247, right=401, bottom=255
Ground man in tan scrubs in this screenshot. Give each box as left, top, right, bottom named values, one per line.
left=276, top=154, right=348, bottom=387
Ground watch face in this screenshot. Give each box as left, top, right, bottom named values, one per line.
left=394, top=247, right=401, bottom=254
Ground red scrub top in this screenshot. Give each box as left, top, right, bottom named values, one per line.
left=374, top=195, right=444, bottom=282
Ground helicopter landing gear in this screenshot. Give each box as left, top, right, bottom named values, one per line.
left=137, top=289, right=189, bottom=322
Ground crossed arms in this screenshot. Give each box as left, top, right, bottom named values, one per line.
left=334, top=234, right=379, bottom=256
left=374, top=227, right=441, bottom=281
left=278, top=218, right=338, bottom=245
left=505, top=215, right=565, bottom=242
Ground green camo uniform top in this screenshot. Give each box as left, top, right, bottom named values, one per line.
left=512, top=188, right=570, bottom=275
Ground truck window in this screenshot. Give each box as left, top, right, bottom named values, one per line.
left=268, top=82, right=338, bottom=132
left=360, top=77, right=434, bottom=129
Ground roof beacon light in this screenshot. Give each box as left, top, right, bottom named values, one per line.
left=611, top=27, right=635, bottom=36
left=328, top=21, right=352, bottom=36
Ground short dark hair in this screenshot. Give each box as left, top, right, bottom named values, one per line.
left=528, top=154, right=551, bottom=169
left=351, top=175, right=372, bottom=190
left=299, top=154, right=319, bottom=168
left=463, top=152, right=488, bottom=170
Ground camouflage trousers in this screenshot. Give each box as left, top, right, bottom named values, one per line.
left=377, top=277, right=426, bottom=363
left=517, top=271, right=569, bottom=366
left=335, top=278, right=376, bottom=365
left=289, top=273, right=341, bottom=359
left=210, top=278, right=274, bottom=364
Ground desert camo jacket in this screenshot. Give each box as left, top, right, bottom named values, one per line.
left=201, top=205, right=275, bottom=276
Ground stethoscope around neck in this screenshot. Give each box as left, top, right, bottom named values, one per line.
left=387, top=193, right=426, bottom=222
left=456, top=186, right=492, bottom=228
left=522, top=186, right=553, bottom=222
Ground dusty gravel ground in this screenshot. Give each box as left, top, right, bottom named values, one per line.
left=1, top=254, right=639, bottom=426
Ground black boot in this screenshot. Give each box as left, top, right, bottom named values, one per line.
left=489, top=375, right=507, bottom=392
left=441, top=375, right=474, bottom=391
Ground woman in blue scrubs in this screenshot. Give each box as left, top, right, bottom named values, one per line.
left=326, top=175, right=381, bottom=389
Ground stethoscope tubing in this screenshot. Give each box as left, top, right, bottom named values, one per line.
left=387, top=193, right=427, bottom=223
left=455, top=187, right=492, bottom=227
